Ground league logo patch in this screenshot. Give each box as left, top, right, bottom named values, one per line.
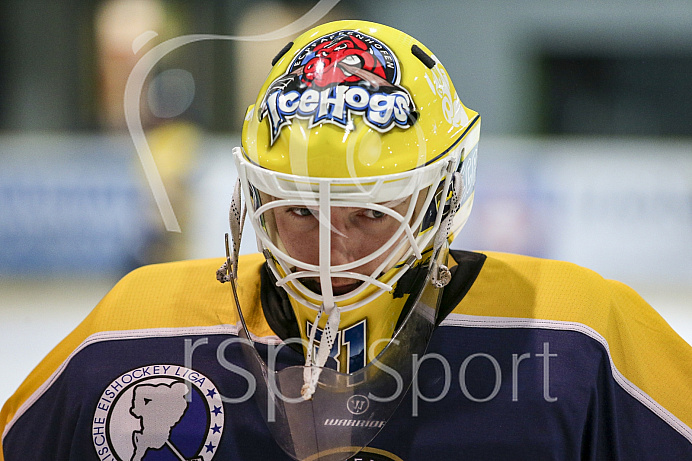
left=92, top=365, right=224, bottom=461
left=260, top=30, right=417, bottom=145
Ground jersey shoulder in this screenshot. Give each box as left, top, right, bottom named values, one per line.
left=0, top=254, right=269, bottom=443
left=83, top=254, right=265, bottom=332
left=450, top=250, right=692, bottom=432
left=457, top=250, right=616, bottom=321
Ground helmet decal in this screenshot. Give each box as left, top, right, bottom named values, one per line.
left=259, top=29, right=417, bottom=145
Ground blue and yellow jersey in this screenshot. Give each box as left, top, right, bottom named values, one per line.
left=1, top=251, right=691, bottom=460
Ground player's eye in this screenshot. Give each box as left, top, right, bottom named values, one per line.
left=288, top=207, right=314, bottom=217
left=362, top=209, right=386, bottom=219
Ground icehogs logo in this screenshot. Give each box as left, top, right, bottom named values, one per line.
left=93, top=365, right=224, bottom=460
left=260, top=30, right=417, bottom=145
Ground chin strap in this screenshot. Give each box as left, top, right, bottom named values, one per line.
left=216, top=179, right=251, bottom=340
left=431, top=170, right=461, bottom=288
left=217, top=178, right=247, bottom=284
left=301, top=302, right=340, bottom=400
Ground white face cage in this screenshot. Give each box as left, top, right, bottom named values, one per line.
left=232, top=144, right=465, bottom=314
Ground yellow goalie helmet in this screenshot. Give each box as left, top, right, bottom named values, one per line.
left=229, top=19, right=481, bottom=461
left=233, top=19, right=480, bottom=378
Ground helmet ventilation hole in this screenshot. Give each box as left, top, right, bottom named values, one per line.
left=411, top=44, right=436, bottom=69
left=271, top=41, right=294, bottom=66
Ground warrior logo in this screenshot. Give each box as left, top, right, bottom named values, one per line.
left=93, top=365, right=224, bottom=461
left=346, top=394, right=370, bottom=415
left=260, top=30, right=417, bottom=145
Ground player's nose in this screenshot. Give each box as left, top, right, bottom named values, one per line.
left=328, top=209, right=358, bottom=266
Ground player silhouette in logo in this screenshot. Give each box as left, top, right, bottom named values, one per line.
left=129, top=381, right=190, bottom=461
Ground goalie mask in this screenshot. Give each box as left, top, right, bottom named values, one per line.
left=227, top=19, right=480, bottom=461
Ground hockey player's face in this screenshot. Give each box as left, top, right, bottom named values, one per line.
left=273, top=202, right=408, bottom=294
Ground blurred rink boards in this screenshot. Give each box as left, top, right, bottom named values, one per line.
left=1, top=133, right=691, bottom=403
left=0, top=134, right=154, bottom=275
